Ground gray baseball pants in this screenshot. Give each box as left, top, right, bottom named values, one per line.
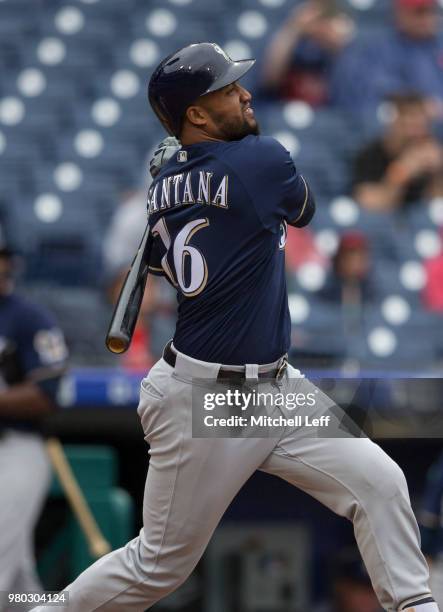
left=32, top=349, right=433, bottom=612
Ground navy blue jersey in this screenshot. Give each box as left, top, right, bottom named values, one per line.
left=0, top=292, right=68, bottom=431
left=420, top=452, right=443, bottom=558
left=148, top=135, right=314, bottom=365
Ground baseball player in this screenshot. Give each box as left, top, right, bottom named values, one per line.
left=0, top=230, right=68, bottom=610
left=32, top=43, right=438, bottom=612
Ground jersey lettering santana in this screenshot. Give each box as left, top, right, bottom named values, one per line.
left=148, top=135, right=314, bottom=364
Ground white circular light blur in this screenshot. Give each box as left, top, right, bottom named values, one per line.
left=54, top=7, right=85, bottom=34
left=348, top=0, right=375, bottom=9
left=377, top=101, right=396, bottom=125
left=429, top=197, right=443, bottom=225
left=110, top=70, right=140, bottom=99
left=414, top=229, right=441, bottom=259
left=223, top=40, right=253, bottom=61
left=399, top=261, right=427, bottom=291
left=37, top=38, right=66, bottom=65
left=0, top=131, right=6, bottom=155
left=74, top=129, right=103, bottom=158
left=238, top=11, right=268, bottom=38
left=34, top=194, right=63, bottom=223
left=108, top=377, right=133, bottom=405
left=54, top=162, right=83, bottom=191
left=288, top=293, right=310, bottom=323
left=130, top=39, right=159, bottom=67
left=259, top=0, right=287, bottom=6
left=381, top=295, right=411, bottom=326
left=91, top=98, right=121, bottom=126
left=296, top=262, right=326, bottom=291
left=272, top=131, right=300, bottom=157
left=146, top=9, right=177, bottom=37
left=315, top=229, right=339, bottom=256
left=0, top=97, right=25, bottom=126
left=329, top=196, right=359, bottom=226
left=17, top=68, right=46, bottom=97
left=367, top=327, right=397, bottom=357
left=283, top=101, right=314, bottom=129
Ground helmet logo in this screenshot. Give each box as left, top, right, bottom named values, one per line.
left=177, top=150, right=188, bottom=162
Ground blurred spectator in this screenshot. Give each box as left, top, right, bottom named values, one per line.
left=352, top=93, right=443, bottom=211
left=103, top=190, right=175, bottom=370
left=285, top=226, right=325, bottom=273
left=418, top=451, right=443, bottom=609
left=423, top=238, right=443, bottom=310
left=319, top=232, right=374, bottom=307
left=315, top=547, right=382, bottom=612
left=331, top=0, right=443, bottom=112
left=0, top=227, right=68, bottom=603
left=261, top=0, right=355, bottom=106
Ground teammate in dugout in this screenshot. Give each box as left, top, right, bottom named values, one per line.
left=32, top=43, right=438, bottom=612
left=0, top=231, right=68, bottom=610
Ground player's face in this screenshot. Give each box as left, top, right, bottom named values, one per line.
left=199, top=82, right=260, bottom=140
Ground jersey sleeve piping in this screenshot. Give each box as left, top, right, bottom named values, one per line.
left=289, top=175, right=308, bottom=224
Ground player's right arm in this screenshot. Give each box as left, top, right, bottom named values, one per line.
left=227, top=135, right=315, bottom=231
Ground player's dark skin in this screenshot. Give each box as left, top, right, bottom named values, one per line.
left=0, top=254, right=55, bottom=419
left=180, top=81, right=260, bottom=145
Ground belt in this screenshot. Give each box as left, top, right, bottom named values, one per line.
left=162, top=341, right=287, bottom=382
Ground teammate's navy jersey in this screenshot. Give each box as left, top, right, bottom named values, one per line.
left=0, top=292, right=68, bottom=431
left=420, top=452, right=443, bottom=559
left=148, top=135, right=314, bottom=364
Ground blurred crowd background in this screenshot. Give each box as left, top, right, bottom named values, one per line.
left=1, top=0, right=443, bottom=610
left=1, top=0, right=443, bottom=372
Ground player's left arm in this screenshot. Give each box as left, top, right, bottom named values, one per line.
left=0, top=304, right=68, bottom=420
left=286, top=174, right=316, bottom=228
left=235, top=136, right=315, bottom=231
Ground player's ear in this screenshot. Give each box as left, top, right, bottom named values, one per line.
left=185, top=104, right=208, bottom=129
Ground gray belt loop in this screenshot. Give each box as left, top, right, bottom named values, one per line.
left=245, top=364, right=259, bottom=382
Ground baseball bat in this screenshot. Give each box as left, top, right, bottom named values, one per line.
left=46, top=438, right=111, bottom=559
left=105, top=222, right=153, bottom=354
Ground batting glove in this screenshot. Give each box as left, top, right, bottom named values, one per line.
left=149, top=136, right=181, bottom=178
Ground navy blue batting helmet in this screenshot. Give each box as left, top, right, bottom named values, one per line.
left=148, top=42, right=255, bottom=137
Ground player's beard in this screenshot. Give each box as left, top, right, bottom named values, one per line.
left=209, top=109, right=260, bottom=141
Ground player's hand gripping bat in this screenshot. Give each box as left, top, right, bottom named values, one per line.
left=106, top=222, right=153, bottom=354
